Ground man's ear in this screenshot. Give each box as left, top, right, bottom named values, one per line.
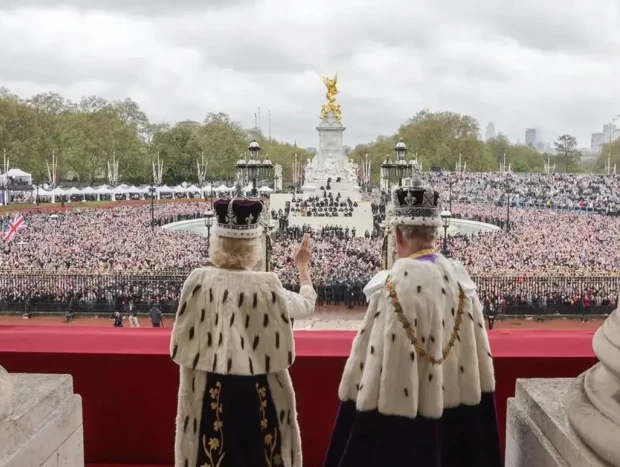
left=394, top=226, right=403, bottom=245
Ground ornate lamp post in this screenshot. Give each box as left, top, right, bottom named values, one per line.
left=203, top=209, right=214, bottom=250
left=381, top=138, right=414, bottom=191
left=236, top=141, right=274, bottom=197
left=505, top=174, right=511, bottom=232
left=440, top=210, right=452, bottom=256
left=149, top=186, right=157, bottom=230
left=264, top=218, right=277, bottom=272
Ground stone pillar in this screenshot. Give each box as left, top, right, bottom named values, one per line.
left=565, top=308, right=620, bottom=466
left=506, top=308, right=620, bottom=467
left=315, top=111, right=347, bottom=178
left=0, top=366, right=11, bottom=416
left=0, top=373, right=83, bottom=467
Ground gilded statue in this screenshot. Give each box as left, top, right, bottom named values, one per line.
left=320, top=73, right=342, bottom=122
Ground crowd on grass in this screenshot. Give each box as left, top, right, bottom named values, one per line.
left=0, top=172, right=618, bottom=314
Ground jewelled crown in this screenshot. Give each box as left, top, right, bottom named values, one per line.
left=390, top=174, right=441, bottom=227
left=213, top=198, right=264, bottom=239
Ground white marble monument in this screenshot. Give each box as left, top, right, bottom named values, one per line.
left=286, top=75, right=373, bottom=234
left=304, top=111, right=359, bottom=185
left=506, top=307, right=620, bottom=467
left=0, top=367, right=84, bottom=467
left=303, top=74, right=359, bottom=187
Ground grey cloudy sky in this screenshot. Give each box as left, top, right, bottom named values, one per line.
left=1, top=0, right=619, bottom=149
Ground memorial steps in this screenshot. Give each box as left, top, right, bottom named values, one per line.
left=272, top=180, right=374, bottom=236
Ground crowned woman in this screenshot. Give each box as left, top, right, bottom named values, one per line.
left=324, top=176, right=502, bottom=467
left=170, top=193, right=316, bottom=467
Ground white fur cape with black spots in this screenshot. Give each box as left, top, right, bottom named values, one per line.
left=170, top=267, right=316, bottom=467
left=340, top=254, right=495, bottom=418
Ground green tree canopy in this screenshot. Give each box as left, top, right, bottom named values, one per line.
left=0, top=90, right=309, bottom=186
left=553, top=134, right=581, bottom=173
left=594, top=139, right=620, bottom=173
left=349, top=110, right=495, bottom=179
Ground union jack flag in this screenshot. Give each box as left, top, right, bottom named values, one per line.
left=4, top=214, right=25, bottom=243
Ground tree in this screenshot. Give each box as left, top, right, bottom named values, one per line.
left=111, top=98, right=150, bottom=135
left=0, top=97, right=41, bottom=177
left=554, top=134, right=580, bottom=173
left=594, top=140, right=620, bottom=173
left=349, top=110, right=495, bottom=180
left=153, top=123, right=202, bottom=184
left=486, top=135, right=511, bottom=167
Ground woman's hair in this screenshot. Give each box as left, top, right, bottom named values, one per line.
left=209, top=235, right=263, bottom=270
left=396, top=225, right=439, bottom=245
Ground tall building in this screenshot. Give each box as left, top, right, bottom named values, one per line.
left=485, top=122, right=496, bottom=141
left=525, top=128, right=538, bottom=147
left=603, top=123, right=616, bottom=143
left=591, top=132, right=606, bottom=153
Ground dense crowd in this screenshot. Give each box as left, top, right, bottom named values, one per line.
left=290, top=191, right=357, bottom=217
left=0, top=171, right=618, bottom=314
left=272, top=225, right=381, bottom=305
left=1, top=203, right=207, bottom=272
left=424, top=172, right=620, bottom=213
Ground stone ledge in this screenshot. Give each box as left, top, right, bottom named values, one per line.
left=507, top=378, right=611, bottom=467
left=0, top=374, right=83, bottom=467
left=506, top=398, right=568, bottom=467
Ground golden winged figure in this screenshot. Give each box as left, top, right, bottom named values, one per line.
left=321, top=74, right=339, bottom=103
left=320, top=73, right=342, bottom=122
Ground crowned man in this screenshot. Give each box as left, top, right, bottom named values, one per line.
left=170, top=193, right=316, bottom=467
left=324, top=176, right=502, bottom=467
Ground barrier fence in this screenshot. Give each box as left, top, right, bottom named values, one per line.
left=0, top=271, right=616, bottom=317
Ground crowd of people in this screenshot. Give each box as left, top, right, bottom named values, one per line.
left=0, top=171, right=618, bottom=315
left=290, top=190, right=357, bottom=217
left=272, top=225, right=381, bottom=307
left=1, top=203, right=206, bottom=272
left=424, top=172, right=620, bottom=213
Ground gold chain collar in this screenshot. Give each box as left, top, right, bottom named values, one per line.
left=385, top=264, right=465, bottom=366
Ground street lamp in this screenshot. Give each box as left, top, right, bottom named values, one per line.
left=149, top=186, right=157, bottom=231
left=381, top=138, right=414, bottom=190
left=265, top=218, right=277, bottom=272
left=440, top=210, right=452, bottom=256
left=448, top=176, right=453, bottom=213
left=203, top=209, right=214, bottom=250
left=505, top=175, right=511, bottom=232
left=236, top=141, right=274, bottom=197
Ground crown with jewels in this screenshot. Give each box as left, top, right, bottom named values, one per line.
left=389, top=173, right=441, bottom=227
left=213, top=193, right=264, bottom=239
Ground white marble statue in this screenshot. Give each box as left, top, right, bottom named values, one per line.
left=565, top=306, right=620, bottom=465
left=0, top=365, right=12, bottom=416
left=324, top=157, right=339, bottom=178
left=304, top=160, right=314, bottom=183
left=274, top=164, right=283, bottom=191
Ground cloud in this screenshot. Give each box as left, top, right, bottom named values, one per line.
left=0, top=0, right=619, bottom=150
left=0, top=0, right=250, bottom=15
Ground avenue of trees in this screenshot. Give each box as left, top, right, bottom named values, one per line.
left=0, top=89, right=606, bottom=187
left=0, top=88, right=309, bottom=186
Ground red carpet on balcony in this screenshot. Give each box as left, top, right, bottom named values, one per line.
left=0, top=326, right=597, bottom=467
